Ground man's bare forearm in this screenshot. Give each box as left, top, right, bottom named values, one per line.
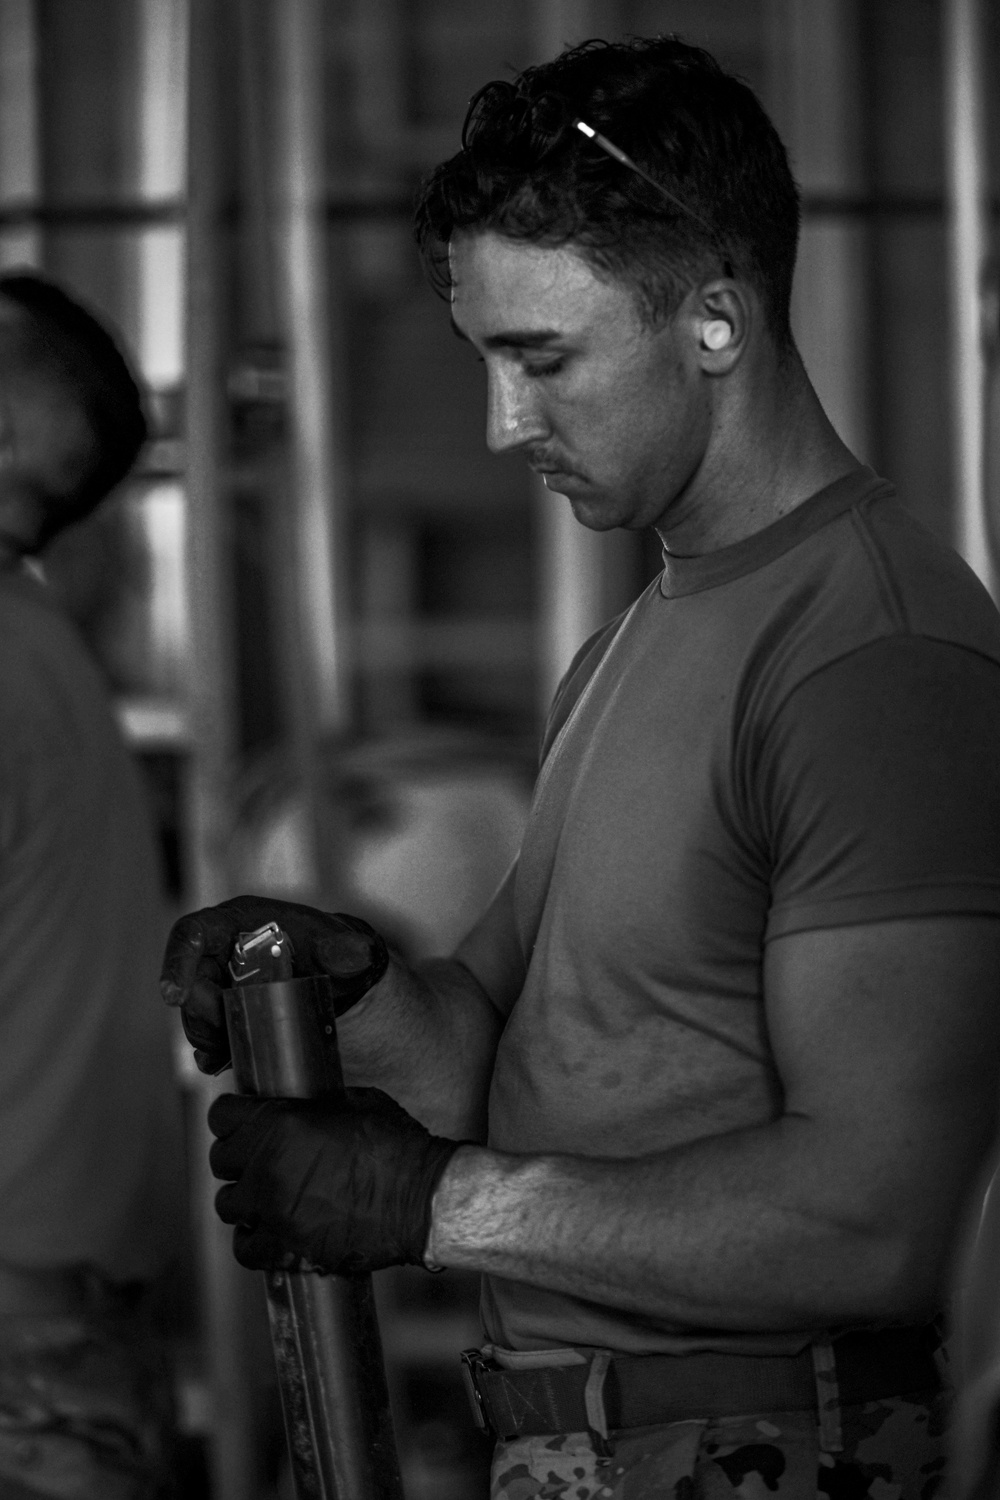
left=345, top=916, right=998, bottom=1330
left=425, top=1118, right=970, bottom=1332
left=335, top=955, right=502, bottom=1140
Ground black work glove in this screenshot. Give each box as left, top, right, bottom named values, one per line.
left=160, top=895, right=389, bottom=1074
left=208, top=1087, right=461, bottom=1275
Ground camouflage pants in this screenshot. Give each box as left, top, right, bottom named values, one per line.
left=0, top=1301, right=176, bottom=1499
left=491, top=1389, right=949, bottom=1499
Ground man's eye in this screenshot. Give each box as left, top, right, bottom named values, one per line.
left=525, top=358, right=564, bottom=378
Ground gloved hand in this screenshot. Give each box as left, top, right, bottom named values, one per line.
left=208, top=1087, right=462, bottom=1275
left=160, top=895, right=389, bottom=1074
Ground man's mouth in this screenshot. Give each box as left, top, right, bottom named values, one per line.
left=530, top=458, right=578, bottom=479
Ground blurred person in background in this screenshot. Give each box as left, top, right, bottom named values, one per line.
left=0, top=271, right=182, bottom=1500
left=163, top=36, right=1000, bottom=1500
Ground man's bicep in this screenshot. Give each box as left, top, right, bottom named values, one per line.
left=765, top=916, right=1000, bottom=1247
left=452, top=861, right=525, bottom=1018
left=763, top=638, right=1000, bottom=938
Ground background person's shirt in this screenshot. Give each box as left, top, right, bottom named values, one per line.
left=0, top=568, right=182, bottom=1281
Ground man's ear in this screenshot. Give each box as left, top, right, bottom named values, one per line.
left=688, top=280, right=750, bottom=372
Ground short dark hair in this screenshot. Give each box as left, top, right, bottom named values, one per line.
left=415, top=36, right=801, bottom=344
left=0, top=270, right=147, bottom=530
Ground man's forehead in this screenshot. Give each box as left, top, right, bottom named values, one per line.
left=448, top=231, right=630, bottom=339
left=450, top=231, right=594, bottom=294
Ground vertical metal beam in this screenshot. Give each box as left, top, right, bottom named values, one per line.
left=943, top=0, right=995, bottom=596
left=275, top=0, right=351, bottom=742
left=271, top=0, right=352, bottom=896
left=0, top=0, right=41, bottom=268
left=767, top=0, right=871, bottom=462
left=349, top=0, right=409, bottom=299
left=185, top=6, right=257, bottom=1499
left=235, top=0, right=280, bottom=347
left=136, top=0, right=186, bottom=388
left=533, top=0, right=609, bottom=714
left=184, top=0, right=238, bottom=908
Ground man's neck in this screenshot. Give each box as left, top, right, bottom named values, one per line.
left=657, top=352, right=862, bottom=557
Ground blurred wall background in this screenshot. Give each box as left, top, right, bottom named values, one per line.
left=0, top=2, right=996, bottom=1497
left=5, top=1, right=997, bottom=792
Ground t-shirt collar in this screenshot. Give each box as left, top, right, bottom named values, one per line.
left=658, top=467, right=894, bottom=599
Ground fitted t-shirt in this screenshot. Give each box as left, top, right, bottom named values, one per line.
left=0, top=569, right=182, bottom=1280
left=482, top=468, right=1000, bottom=1355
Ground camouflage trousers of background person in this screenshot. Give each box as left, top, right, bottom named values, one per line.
left=491, top=1388, right=949, bottom=1500
left=0, top=1292, right=176, bottom=1500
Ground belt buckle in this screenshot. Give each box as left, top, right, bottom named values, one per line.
left=460, top=1349, right=493, bottom=1435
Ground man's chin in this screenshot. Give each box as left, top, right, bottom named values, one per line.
left=565, top=493, right=624, bottom=532
left=536, top=472, right=626, bottom=530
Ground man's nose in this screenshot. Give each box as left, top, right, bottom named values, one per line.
left=485, top=368, right=548, bottom=454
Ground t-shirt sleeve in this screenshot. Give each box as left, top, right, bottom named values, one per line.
left=760, top=634, right=1000, bottom=940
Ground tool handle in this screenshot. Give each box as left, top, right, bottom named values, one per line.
left=222, top=961, right=404, bottom=1500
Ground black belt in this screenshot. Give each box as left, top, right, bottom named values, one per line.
left=461, top=1325, right=944, bottom=1441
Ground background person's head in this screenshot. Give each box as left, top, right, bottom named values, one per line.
left=415, top=35, right=801, bottom=351
left=0, top=271, right=147, bottom=556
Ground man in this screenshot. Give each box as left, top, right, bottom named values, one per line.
left=0, top=271, right=182, bottom=1499
left=163, top=38, right=1000, bottom=1499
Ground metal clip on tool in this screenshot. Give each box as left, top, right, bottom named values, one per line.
left=223, top=922, right=404, bottom=1500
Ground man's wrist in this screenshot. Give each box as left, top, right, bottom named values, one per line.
left=424, top=1144, right=481, bottom=1270
left=424, top=1143, right=526, bottom=1271
left=333, top=953, right=409, bottom=1044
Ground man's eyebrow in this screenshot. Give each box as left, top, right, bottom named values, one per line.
left=449, top=315, right=562, bottom=351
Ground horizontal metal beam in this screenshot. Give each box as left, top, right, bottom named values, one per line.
left=0, top=195, right=414, bottom=228
left=0, top=197, right=186, bottom=227
left=0, top=191, right=993, bottom=231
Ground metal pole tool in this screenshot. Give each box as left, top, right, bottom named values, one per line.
left=222, top=923, right=405, bottom=1500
